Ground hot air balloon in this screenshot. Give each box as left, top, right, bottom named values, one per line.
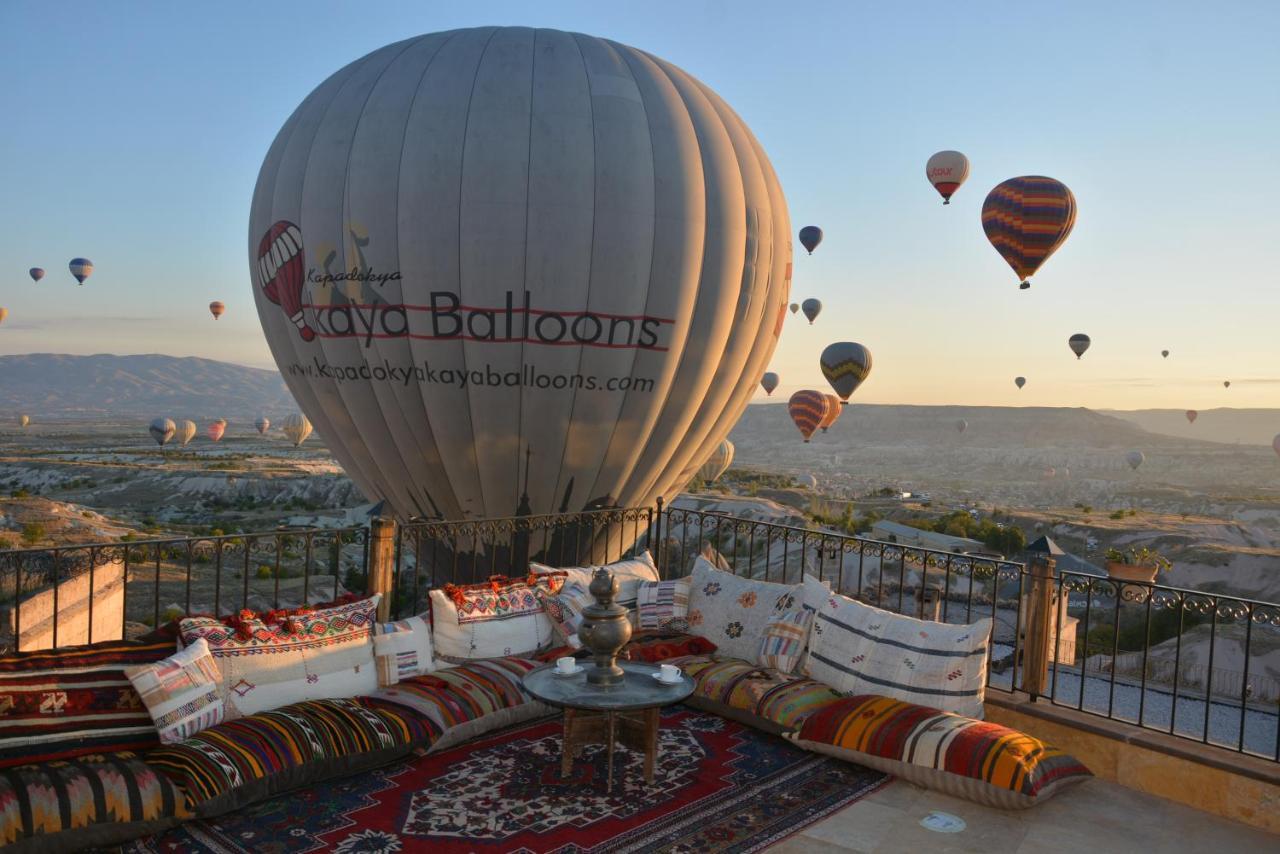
left=788, top=303, right=799, bottom=315
left=696, top=439, right=734, bottom=483
left=1068, top=333, right=1091, bottom=359
left=956, top=418, right=967, bottom=434
left=28, top=268, right=44, bottom=283
left=0, top=308, right=7, bottom=325
left=925, top=150, right=969, bottom=204
left=149, top=418, right=176, bottom=446
left=819, top=393, right=842, bottom=432
left=1185, top=410, right=1197, bottom=424
left=1273, top=434, right=1280, bottom=459
left=176, top=420, right=198, bottom=446
left=981, top=176, right=1076, bottom=289
left=788, top=390, right=830, bottom=443
left=68, top=258, right=93, bottom=285
left=1224, top=381, right=1231, bottom=388
left=796, top=474, right=818, bottom=489
left=209, top=301, right=226, bottom=320
left=1161, top=350, right=1169, bottom=358
left=207, top=419, right=227, bottom=442
left=1125, top=450, right=1145, bottom=471
left=760, top=372, right=779, bottom=396
left=281, top=414, right=313, bottom=448
left=18, top=415, right=30, bottom=429
left=1043, top=466, right=1057, bottom=479
left=1015, top=376, right=1026, bottom=389
left=255, top=416, right=271, bottom=435
left=251, top=28, right=792, bottom=528
left=801, top=298, right=822, bottom=325
left=798, top=226, right=823, bottom=255
left=820, top=342, right=872, bottom=403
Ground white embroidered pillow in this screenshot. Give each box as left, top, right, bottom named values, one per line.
left=685, top=557, right=802, bottom=663
left=374, top=615, right=436, bottom=686
left=429, top=576, right=560, bottom=662
left=124, top=638, right=225, bottom=744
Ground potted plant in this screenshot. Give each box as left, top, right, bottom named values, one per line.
left=1104, top=546, right=1171, bottom=600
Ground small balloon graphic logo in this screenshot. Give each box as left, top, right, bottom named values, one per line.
left=256, top=221, right=314, bottom=341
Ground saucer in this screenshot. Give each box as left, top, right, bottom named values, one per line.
left=551, top=666, right=584, bottom=677
left=652, top=672, right=683, bottom=685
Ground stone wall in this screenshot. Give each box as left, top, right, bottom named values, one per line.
left=2, top=560, right=124, bottom=651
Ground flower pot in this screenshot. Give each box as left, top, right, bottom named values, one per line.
left=1105, top=561, right=1159, bottom=602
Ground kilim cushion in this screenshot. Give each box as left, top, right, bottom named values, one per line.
left=805, top=589, right=991, bottom=718
left=620, top=630, right=718, bottom=664
left=757, top=607, right=815, bottom=674
left=0, top=634, right=176, bottom=768
left=179, top=595, right=380, bottom=717
left=373, top=615, right=436, bottom=686
left=536, top=580, right=594, bottom=648
left=124, top=638, right=225, bottom=744
left=0, top=751, right=190, bottom=852
left=430, top=575, right=563, bottom=662
left=789, top=695, right=1092, bottom=809
left=685, top=558, right=802, bottom=663
left=146, top=697, right=433, bottom=818
left=532, top=551, right=659, bottom=619
left=671, top=655, right=843, bottom=735
left=636, top=576, right=691, bottom=631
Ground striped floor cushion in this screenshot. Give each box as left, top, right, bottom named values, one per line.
left=0, top=751, right=190, bottom=853
left=145, top=698, right=433, bottom=818
left=789, top=695, right=1092, bottom=809
left=670, top=655, right=844, bottom=734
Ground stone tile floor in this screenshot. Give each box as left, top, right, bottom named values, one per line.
left=768, top=777, right=1275, bottom=853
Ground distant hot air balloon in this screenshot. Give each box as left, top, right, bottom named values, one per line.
left=1273, top=434, right=1280, bottom=459
left=820, top=342, right=873, bottom=403
left=1043, top=466, right=1057, bottom=479
left=796, top=474, right=818, bottom=489
left=789, top=303, right=799, bottom=315
left=255, top=416, right=271, bottom=435
left=801, top=298, right=822, bottom=325
left=799, top=226, right=823, bottom=255
left=68, top=258, right=93, bottom=285
left=1015, top=376, right=1026, bottom=389
left=177, top=420, right=197, bottom=446
left=18, top=415, right=30, bottom=429
left=28, top=268, right=44, bottom=283
left=819, top=393, right=842, bottom=432
left=1068, top=333, right=1091, bottom=359
left=760, top=372, right=779, bottom=396
left=956, top=418, right=967, bottom=434
left=1161, top=350, right=1169, bottom=358
left=981, top=176, right=1076, bottom=289
left=788, top=390, right=830, bottom=443
left=1185, top=410, right=1198, bottom=424
left=1125, top=450, right=1145, bottom=471
left=0, top=308, right=7, bottom=325
left=1224, top=381, right=1231, bottom=389
left=926, top=150, right=970, bottom=204
left=207, top=419, right=227, bottom=442
left=209, top=301, right=226, bottom=320
left=149, top=417, right=176, bottom=446
left=282, top=414, right=313, bottom=447
left=697, top=439, right=734, bottom=483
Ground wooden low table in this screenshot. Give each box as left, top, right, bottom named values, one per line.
left=523, top=660, right=695, bottom=792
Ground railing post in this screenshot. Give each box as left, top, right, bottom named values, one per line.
left=367, top=518, right=396, bottom=623
left=1021, top=554, right=1056, bottom=700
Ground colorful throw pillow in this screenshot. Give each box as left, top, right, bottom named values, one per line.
left=179, top=595, right=380, bottom=717
left=124, top=638, right=225, bottom=744
left=621, top=631, right=718, bottom=664
left=804, top=589, right=991, bottom=718
left=0, top=634, right=176, bottom=768
left=429, top=576, right=561, bottom=662
left=757, top=607, right=815, bottom=674
left=531, top=551, right=659, bottom=617
left=685, top=557, right=802, bottom=663
left=374, top=615, right=436, bottom=687
left=790, top=695, right=1092, bottom=809
left=636, top=577, right=691, bottom=631
left=536, top=581, right=594, bottom=648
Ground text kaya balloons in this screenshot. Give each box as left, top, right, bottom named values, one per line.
left=282, top=413, right=313, bottom=447
left=798, top=225, right=823, bottom=255
left=981, top=176, right=1076, bottom=289
left=149, top=417, right=176, bottom=446
left=28, top=268, right=44, bottom=283
left=788, top=390, right=830, bottom=443
left=250, top=28, right=792, bottom=522
left=926, top=151, right=969, bottom=204
left=255, top=416, right=271, bottom=435
left=956, top=418, right=967, bottom=434
left=1125, top=450, right=1145, bottom=471
left=68, top=258, right=93, bottom=285
left=819, top=393, right=842, bottom=432
left=1185, top=410, right=1197, bottom=423
left=801, top=298, right=822, bottom=325
left=177, top=419, right=198, bottom=446
left=207, top=419, right=227, bottom=442
left=760, top=372, right=779, bottom=396
left=820, top=342, right=872, bottom=402
left=1068, top=333, right=1091, bottom=359
left=209, top=301, right=226, bottom=320
left=697, top=439, right=734, bottom=483
left=1015, top=376, right=1026, bottom=389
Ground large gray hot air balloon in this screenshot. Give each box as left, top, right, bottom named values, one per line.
left=281, top=414, right=313, bottom=448
left=1125, top=450, right=1145, bottom=471
left=1068, top=333, right=1091, bottom=359
left=250, top=28, right=791, bottom=523
left=255, top=416, right=271, bottom=435
left=760, top=372, right=779, bottom=396
left=176, top=419, right=198, bottom=447
left=819, top=342, right=872, bottom=403
left=149, top=418, right=176, bottom=446
left=696, top=439, right=734, bottom=483
left=801, top=298, right=822, bottom=325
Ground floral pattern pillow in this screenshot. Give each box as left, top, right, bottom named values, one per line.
left=685, top=557, right=802, bottom=663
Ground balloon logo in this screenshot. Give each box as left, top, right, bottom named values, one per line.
left=981, top=176, right=1076, bottom=289
left=256, top=221, right=314, bottom=341
left=255, top=416, right=271, bottom=435
left=69, top=258, right=94, bottom=285
left=697, top=439, right=734, bottom=483
left=177, top=420, right=198, bottom=446
left=1125, top=450, right=1145, bottom=471
left=801, top=298, right=822, bottom=325
left=799, top=226, right=823, bottom=255
left=1068, top=333, right=1091, bottom=359
left=760, top=372, right=779, bottom=396
left=28, top=268, right=44, bottom=283
left=1185, top=410, right=1197, bottom=424
left=149, top=417, right=176, bottom=446
left=819, top=393, right=842, bottom=432
left=209, top=301, right=226, bottom=320
left=926, top=150, right=970, bottom=204
left=788, top=390, right=830, bottom=443
left=1015, top=376, right=1026, bottom=389
left=820, top=342, right=873, bottom=403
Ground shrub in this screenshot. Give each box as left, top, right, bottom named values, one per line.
left=20, top=523, right=45, bottom=546
left=256, top=565, right=274, bottom=580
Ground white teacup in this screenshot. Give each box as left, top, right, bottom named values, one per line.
left=556, top=656, right=577, bottom=674
left=660, top=664, right=681, bottom=683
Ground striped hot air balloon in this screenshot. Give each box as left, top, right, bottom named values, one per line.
left=981, top=176, right=1076, bottom=290
left=819, top=342, right=873, bottom=403
left=926, top=150, right=969, bottom=204
left=209, top=301, right=226, bottom=319
left=177, top=420, right=198, bottom=446
left=282, top=414, right=313, bottom=447
left=68, top=258, right=94, bottom=284
left=28, top=268, right=44, bottom=283
left=788, top=390, right=830, bottom=443
left=760, top=372, right=779, bottom=396
left=697, top=439, right=734, bottom=483
left=819, top=393, right=842, bottom=432
left=207, top=419, right=227, bottom=442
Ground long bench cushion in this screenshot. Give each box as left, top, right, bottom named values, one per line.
left=536, top=630, right=717, bottom=666
left=670, top=655, right=843, bottom=735
left=789, top=695, right=1092, bottom=809
left=145, top=697, right=432, bottom=818
left=0, top=751, right=190, bottom=853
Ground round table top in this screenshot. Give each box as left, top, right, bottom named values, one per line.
left=523, top=660, right=695, bottom=712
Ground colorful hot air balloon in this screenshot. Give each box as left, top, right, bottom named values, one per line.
left=207, top=419, right=227, bottom=442
left=209, top=301, right=226, bottom=320
left=1185, top=410, right=1198, bottom=424
left=788, top=390, right=830, bottom=443
left=149, top=417, right=176, bottom=446
left=801, top=298, right=822, bottom=325
left=28, top=268, right=44, bottom=283
left=798, top=226, right=823, bottom=255
left=18, top=415, right=30, bottom=429
left=1015, top=376, right=1026, bottom=389
left=1068, top=333, right=1091, bottom=359
left=282, top=414, right=313, bottom=447
left=176, top=420, right=197, bottom=446
left=956, top=418, right=967, bottom=434
left=925, top=150, right=969, bottom=204
left=819, top=393, right=842, bottom=432
left=1161, top=350, right=1169, bottom=358
left=0, top=308, right=7, bottom=325
left=255, top=416, right=271, bottom=435
left=981, top=176, right=1076, bottom=289
left=760, top=372, right=779, bottom=396
left=696, top=439, right=734, bottom=483
left=1224, top=381, right=1231, bottom=388
left=1125, top=450, right=1145, bottom=471
left=251, top=28, right=792, bottom=527
left=789, top=303, right=799, bottom=314
left=820, top=342, right=873, bottom=403
left=68, top=258, right=93, bottom=285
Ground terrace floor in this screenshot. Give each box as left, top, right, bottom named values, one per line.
left=769, top=776, right=1275, bottom=852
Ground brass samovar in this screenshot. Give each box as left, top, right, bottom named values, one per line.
left=576, top=568, right=631, bottom=686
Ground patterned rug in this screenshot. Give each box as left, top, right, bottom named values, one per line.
left=130, top=706, right=888, bottom=853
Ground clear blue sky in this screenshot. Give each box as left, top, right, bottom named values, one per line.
left=3, top=0, right=1277, bottom=408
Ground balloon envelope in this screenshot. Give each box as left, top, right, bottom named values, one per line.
left=981, top=176, right=1076, bottom=288
left=282, top=413, right=313, bottom=447
left=789, top=303, right=798, bottom=314
left=28, top=268, right=44, bottom=283
left=819, top=393, right=842, bottom=432
left=820, top=342, right=872, bottom=402
left=250, top=27, right=791, bottom=523
left=788, top=390, right=830, bottom=443
left=798, top=225, right=823, bottom=254
left=801, top=298, right=822, bottom=325
left=696, top=439, right=734, bottom=483
left=1068, top=333, right=1091, bottom=359
left=149, top=417, right=176, bottom=446
left=255, top=416, right=271, bottom=435
left=956, top=418, right=967, bottom=434
left=206, top=419, right=227, bottom=442
left=18, top=415, right=30, bottom=428
left=926, top=150, right=969, bottom=204
left=68, top=258, right=93, bottom=284
left=1161, top=350, right=1169, bottom=358
left=1125, top=450, right=1145, bottom=471
left=177, top=420, right=198, bottom=446
left=1224, top=381, right=1231, bottom=388
left=760, top=372, right=779, bottom=396
left=209, top=301, right=226, bottom=319
left=1015, top=376, right=1026, bottom=389
left=1185, top=410, right=1197, bottom=424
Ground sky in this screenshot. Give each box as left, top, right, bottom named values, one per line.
left=2, top=0, right=1278, bottom=410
